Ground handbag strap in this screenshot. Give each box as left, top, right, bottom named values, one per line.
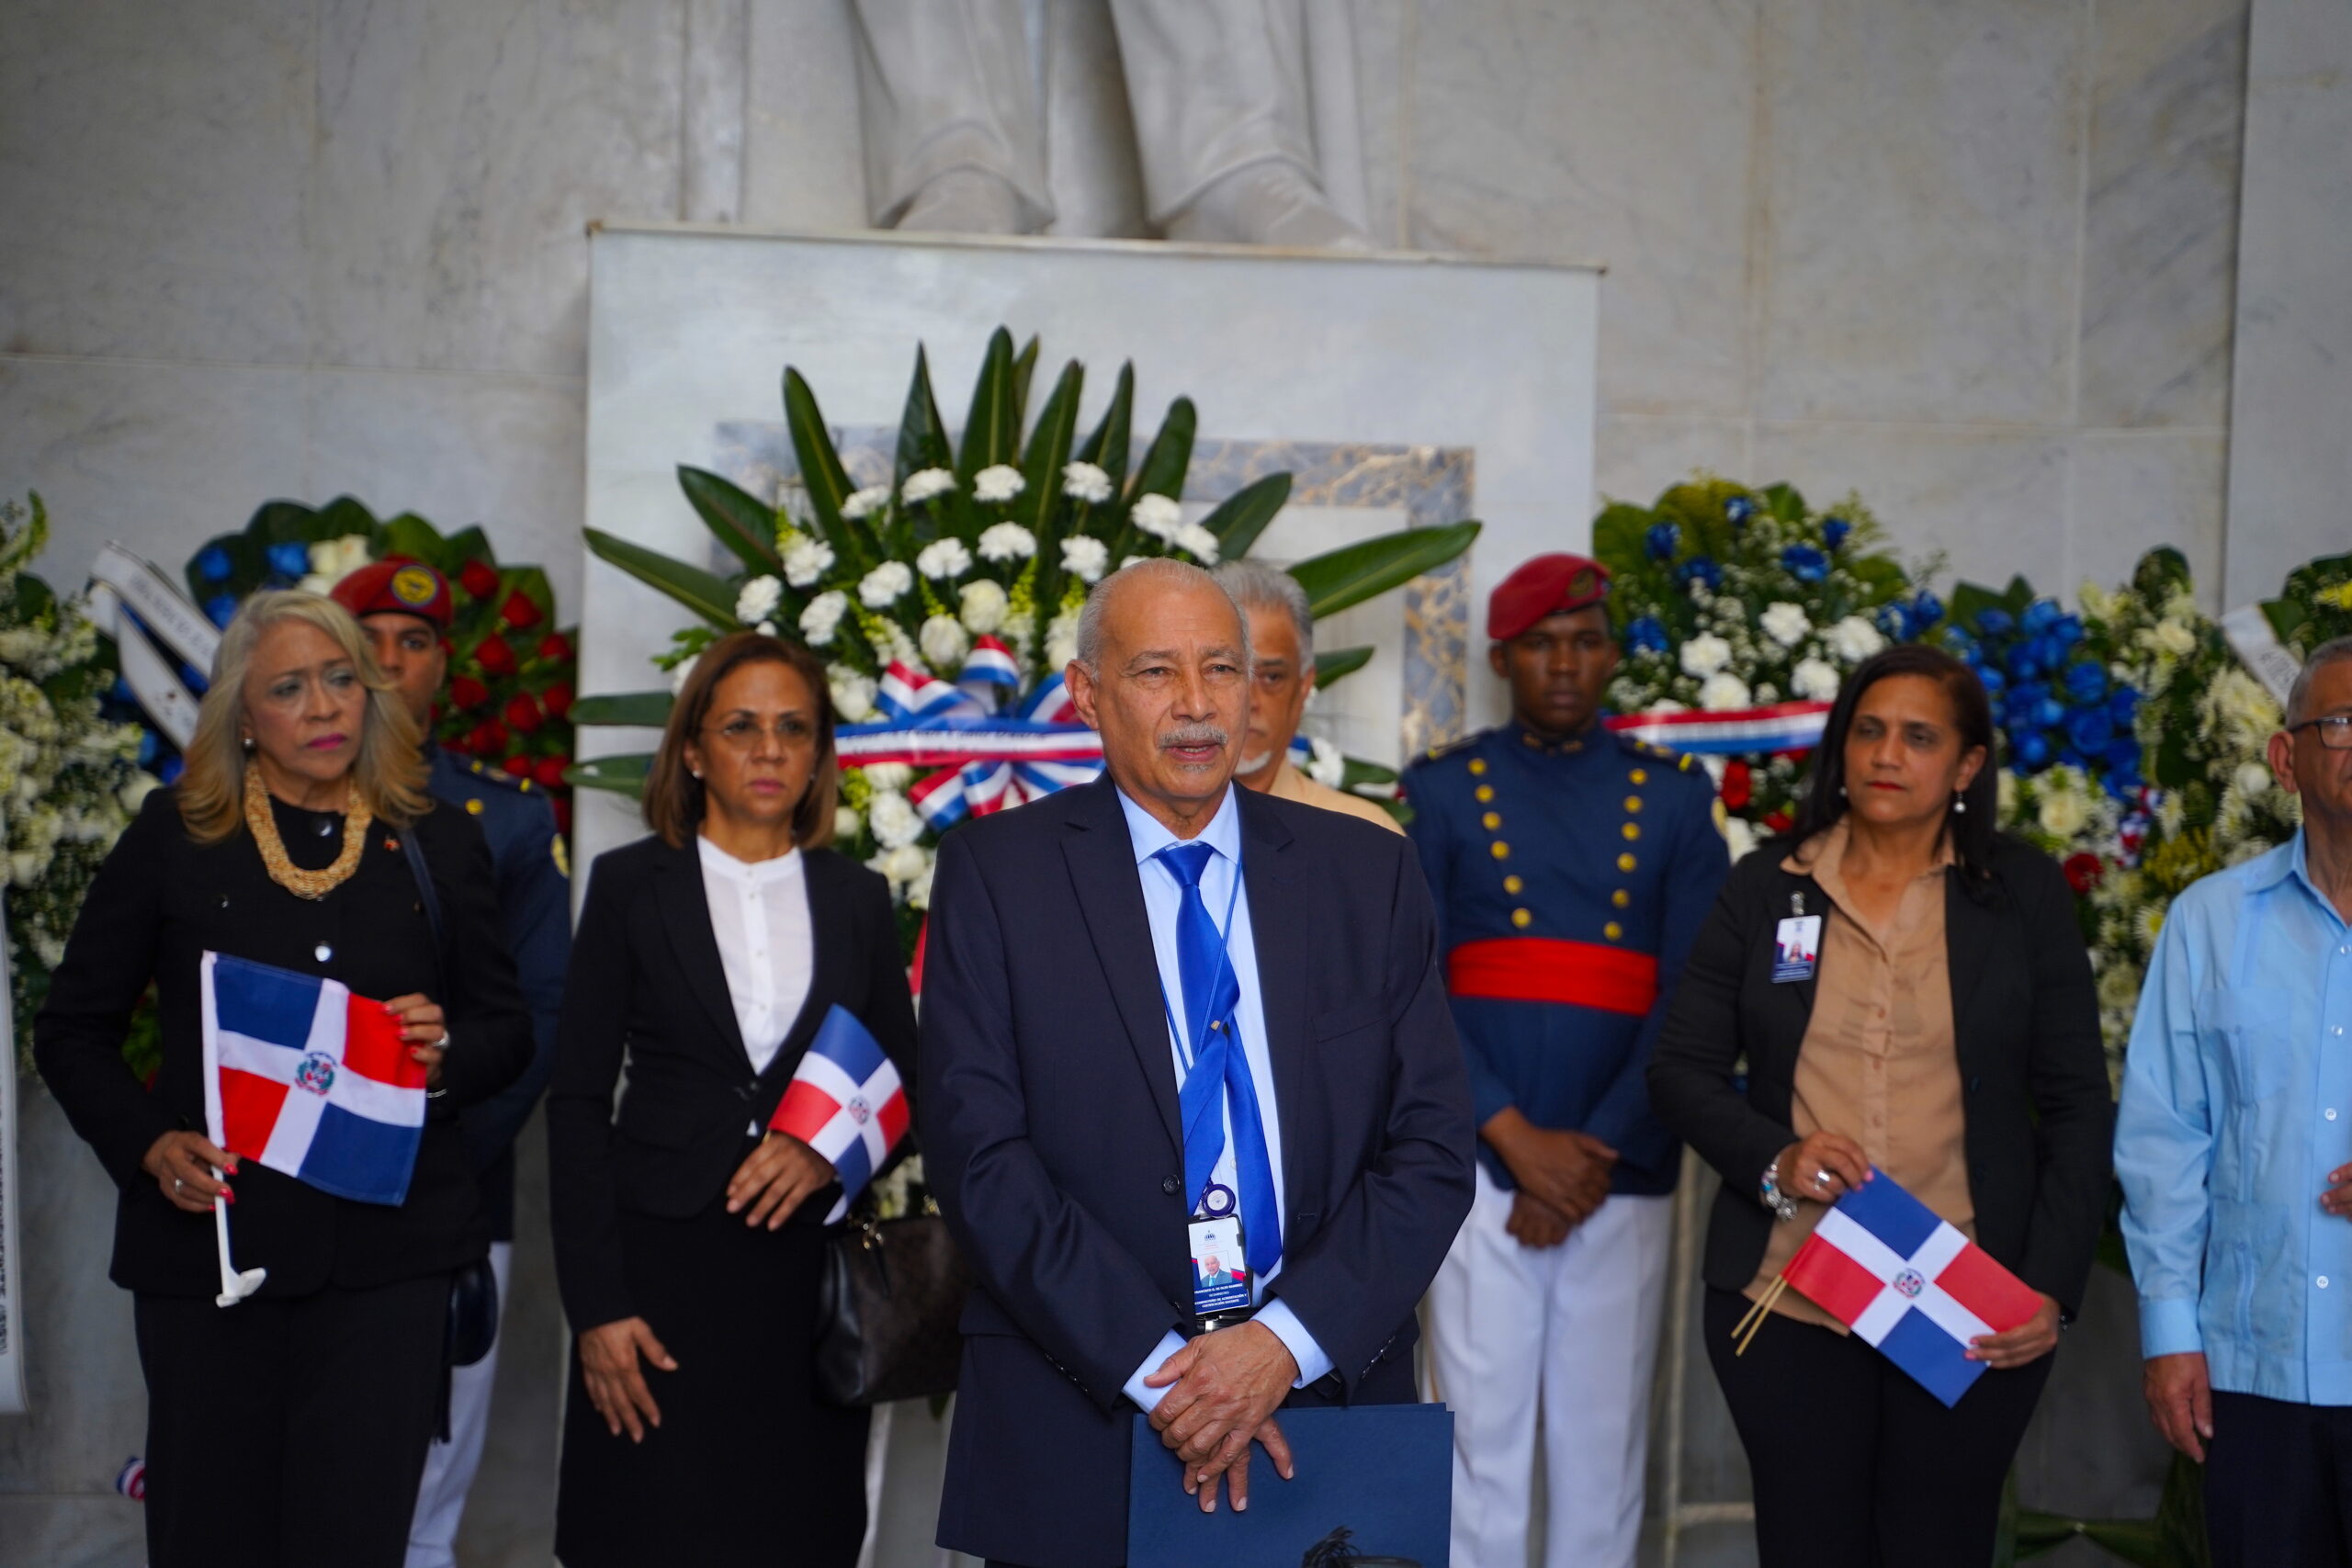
left=397, top=820, right=449, bottom=1003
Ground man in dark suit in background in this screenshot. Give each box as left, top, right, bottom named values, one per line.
left=920, top=558, right=1476, bottom=1568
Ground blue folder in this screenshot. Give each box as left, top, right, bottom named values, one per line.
left=1127, top=1404, right=1453, bottom=1568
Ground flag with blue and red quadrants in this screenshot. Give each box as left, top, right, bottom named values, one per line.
left=767, top=1005, right=909, bottom=1223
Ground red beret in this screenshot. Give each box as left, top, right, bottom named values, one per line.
left=1487, top=553, right=1611, bottom=642
left=330, top=557, right=452, bottom=630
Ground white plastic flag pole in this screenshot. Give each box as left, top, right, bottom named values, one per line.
left=211, top=1170, right=266, bottom=1308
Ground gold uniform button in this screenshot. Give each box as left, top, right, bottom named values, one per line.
left=466, top=798, right=485, bottom=816
left=1468, top=758, right=1488, bottom=775
left=1624, top=795, right=1643, bottom=814
left=1511, top=908, right=1532, bottom=929
left=1612, top=888, right=1631, bottom=908
left=1475, top=784, right=1495, bottom=803
left=1482, top=811, right=1501, bottom=830
left=1490, top=841, right=1510, bottom=861
left=1630, top=768, right=1648, bottom=784
left=1503, top=874, right=1523, bottom=894
left=1618, top=852, right=1637, bottom=873
left=1604, top=921, right=1623, bottom=942
left=1621, top=822, right=1640, bottom=840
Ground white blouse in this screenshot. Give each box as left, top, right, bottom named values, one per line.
left=695, top=835, right=814, bottom=1076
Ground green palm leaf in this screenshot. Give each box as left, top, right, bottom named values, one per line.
left=1075, top=362, right=1136, bottom=491
left=1287, top=522, right=1481, bottom=620
left=1313, top=645, right=1374, bottom=688
left=568, top=691, right=676, bottom=728
left=782, top=367, right=863, bottom=569
left=677, top=466, right=783, bottom=574
left=584, top=526, right=743, bottom=630
left=565, top=753, right=652, bottom=796
left=1010, top=334, right=1040, bottom=434
left=1128, top=397, right=1196, bottom=502
left=958, top=327, right=1020, bottom=479
left=1201, top=473, right=1291, bottom=558
left=893, top=345, right=952, bottom=489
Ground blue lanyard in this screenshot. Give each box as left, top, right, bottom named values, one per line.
left=1156, top=852, right=1246, bottom=1073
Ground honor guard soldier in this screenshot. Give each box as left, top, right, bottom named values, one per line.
left=1404, top=552, right=1728, bottom=1568
left=331, top=558, right=572, bottom=1568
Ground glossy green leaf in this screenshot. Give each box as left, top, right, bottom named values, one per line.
left=958, top=327, right=1019, bottom=478
left=782, top=367, right=861, bottom=566
left=565, top=752, right=652, bottom=796
left=1312, top=645, right=1374, bottom=688
left=584, top=526, right=743, bottom=630
left=568, top=690, right=676, bottom=728
left=1010, top=334, right=1039, bottom=434
left=1590, top=502, right=1655, bottom=577
left=677, top=466, right=783, bottom=574
left=1128, top=397, right=1196, bottom=501
left=1201, top=473, right=1290, bottom=559
left=1074, top=361, right=1136, bottom=491
left=894, top=345, right=953, bottom=489
left=1287, top=522, right=1481, bottom=620
left=1016, top=361, right=1083, bottom=531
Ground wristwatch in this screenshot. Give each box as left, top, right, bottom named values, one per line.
left=1759, top=1159, right=1798, bottom=1222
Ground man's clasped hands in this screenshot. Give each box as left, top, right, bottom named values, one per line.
left=1142, top=1321, right=1302, bottom=1514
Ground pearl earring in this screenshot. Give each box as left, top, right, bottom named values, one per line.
left=242, top=736, right=255, bottom=752
left=1952, top=793, right=1967, bottom=814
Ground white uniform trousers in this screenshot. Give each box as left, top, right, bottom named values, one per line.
left=405, top=1239, right=511, bottom=1568
left=1428, top=1166, right=1674, bottom=1568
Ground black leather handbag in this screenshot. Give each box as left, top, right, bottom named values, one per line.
left=814, top=1207, right=971, bottom=1406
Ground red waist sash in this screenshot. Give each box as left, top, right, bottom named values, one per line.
left=1446, top=937, right=1659, bottom=1017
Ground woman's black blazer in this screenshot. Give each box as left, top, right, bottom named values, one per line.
left=34, top=787, right=533, bottom=1297
left=1646, top=832, right=2114, bottom=1318
left=546, top=833, right=918, bottom=1334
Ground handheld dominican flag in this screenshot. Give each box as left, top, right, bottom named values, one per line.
left=199, top=952, right=429, bottom=1207
left=767, top=1006, right=910, bottom=1223
left=1778, top=1168, right=2044, bottom=1407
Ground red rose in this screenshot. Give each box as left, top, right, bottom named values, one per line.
left=1721, top=760, right=1753, bottom=810
left=533, top=755, right=571, bottom=790
left=474, top=635, right=515, bottom=675
left=449, top=674, right=490, bottom=711
left=504, top=693, right=543, bottom=735
left=502, top=753, right=532, bottom=778
left=458, top=560, right=499, bottom=599
left=2063, top=852, right=2105, bottom=895
left=537, top=631, right=572, bottom=662
left=499, top=590, right=542, bottom=630
left=542, top=682, right=574, bottom=720
left=552, top=798, right=572, bottom=836
left=1763, top=809, right=1793, bottom=834
left=468, top=719, right=509, bottom=754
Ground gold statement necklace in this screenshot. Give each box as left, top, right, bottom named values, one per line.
left=243, top=761, right=374, bottom=899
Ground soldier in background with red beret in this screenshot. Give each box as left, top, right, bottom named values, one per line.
left=1401, top=553, right=1728, bottom=1568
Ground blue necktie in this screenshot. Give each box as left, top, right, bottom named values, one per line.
left=1157, top=841, right=1282, bottom=1283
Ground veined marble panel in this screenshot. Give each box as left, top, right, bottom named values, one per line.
left=1593, top=411, right=1754, bottom=515
left=0, top=0, right=312, bottom=365
left=1755, top=0, right=2085, bottom=426
left=2078, top=0, right=2247, bottom=429
left=2070, top=430, right=2226, bottom=610
left=306, top=368, right=588, bottom=620
left=311, top=0, right=685, bottom=378
left=0, top=356, right=310, bottom=591
left=1750, top=420, right=2072, bottom=592
left=1408, top=0, right=1754, bottom=416
left=741, top=0, right=870, bottom=229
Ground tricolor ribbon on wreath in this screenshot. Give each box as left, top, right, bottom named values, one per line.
left=840, top=652, right=1108, bottom=830
left=1603, top=699, right=1832, bottom=757
left=84, top=542, right=219, bottom=749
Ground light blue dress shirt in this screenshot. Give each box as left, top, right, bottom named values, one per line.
left=1113, top=784, right=1334, bottom=1412
left=2118, top=829, right=2352, bottom=1404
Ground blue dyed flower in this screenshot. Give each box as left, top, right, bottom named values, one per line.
left=136, top=729, right=158, bottom=766
left=1876, top=602, right=1912, bottom=640
left=266, top=540, right=311, bottom=578
left=1724, top=494, right=1756, bottom=525
left=1975, top=608, right=2015, bottom=637
left=1974, top=664, right=2007, bottom=698
left=2104, top=736, right=2144, bottom=786
left=1781, top=545, right=1829, bottom=583
left=2066, top=706, right=2113, bottom=754
left=2013, top=730, right=2052, bottom=768
left=1822, top=517, right=1852, bottom=552
left=1678, top=557, right=1724, bottom=592
left=2061, top=660, right=2107, bottom=704
left=2054, top=615, right=2085, bottom=647
left=1911, top=591, right=1944, bottom=628
left=195, top=545, right=234, bottom=582
left=1627, top=615, right=1670, bottom=654
left=158, top=755, right=186, bottom=786
left=1644, top=522, right=1680, bottom=561
left=2108, top=685, right=2141, bottom=726
left=2021, top=599, right=2064, bottom=637
left=205, top=593, right=239, bottom=628
left=2007, top=643, right=2041, bottom=681
left=2036, top=693, right=2067, bottom=730
left=111, top=675, right=136, bottom=704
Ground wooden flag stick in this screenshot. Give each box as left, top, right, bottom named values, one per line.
left=1734, top=1277, right=1788, bottom=1356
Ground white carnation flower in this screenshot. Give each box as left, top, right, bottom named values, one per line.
left=735, top=575, right=783, bottom=625
left=1061, top=536, right=1110, bottom=584
left=834, top=806, right=865, bottom=840
left=1791, top=658, right=1842, bottom=701
left=908, top=855, right=937, bottom=910
left=829, top=667, right=876, bottom=721
left=1173, top=523, right=1221, bottom=565
left=901, top=468, right=957, bottom=505
left=959, top=578, right=1008, bottom=635
left=782, top=536, right=835, bottom=588
left=2037, top=789, right=2089, bottom=839
left=668, top=653, right=700, bottom=694
left=920, top=614, right=971, bottom=671
left=1759, top=602, right=1811, bottom=648
left=1046, top=608, right=1082, bottom=671
left=867, top=790, right=924, bottom=849
left=2149, top=618, right=2197, bottom=658
left=1130, top=493, right=1183, bottom=542
left=799, top=590, right=850, bottom=647
left=858, top=560, right=913, bottom=608
left=862, top=763, right=914, bottom=791
left=1997, top=769, right=2020, bottom=819
left=1698, top=672, right=1751, bottom=712
left=1062, top=461, right=1114, bottom=503
left=972, top=464, right=1026, bottom=503
left=1723, top=815, right=1757, bottom=863
left=840, top=484, right=892, bottom=521
left=915, top=538, right=973, bottom=581
left=2233, top=761, right=2276, bottom=798
left=308, top=534, right=374, bottom=580
left=1679, top=635, right=1733, bottom=679
left=883, top=842, right=931, bottom=884
left=1305, top=735, right=1345, bottom=787
left=977, top=522, right=1036, bottom=562
left=119, top=772, right=160, bottom=814
left=1824, top=615, right=1885, bottom=664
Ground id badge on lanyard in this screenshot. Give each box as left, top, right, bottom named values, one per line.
left=1773, top=891, right=1822, bottom=984
left=1161, top=861, right=1255, bottom=1325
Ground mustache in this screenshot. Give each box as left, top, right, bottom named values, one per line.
left=1158, top=722, right=1229, bottom=750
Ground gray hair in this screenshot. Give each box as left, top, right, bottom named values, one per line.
left=1072, top=557, right=1252, bottom=676
left=2287, top=635, right=2352, bottom=727
left=1211, top=558, right=1313, bottom=664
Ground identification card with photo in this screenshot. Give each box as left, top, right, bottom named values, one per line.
left=1772, top=915, right=1823, bottom=983
left=1188, top=1214, right=1251, bottom=1321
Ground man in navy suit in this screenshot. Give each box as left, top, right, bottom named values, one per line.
left=920, top=558, right=1476, bottom=1568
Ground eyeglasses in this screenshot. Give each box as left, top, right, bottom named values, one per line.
left=701, top=716, right=817, bottom=750
left=2288, top=715, right=2352, bottom=750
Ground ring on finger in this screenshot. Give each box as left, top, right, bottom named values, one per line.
left=172, top=1177, right=185, bottom=1190
left=1815, top=1168, right=1835, bottom=1188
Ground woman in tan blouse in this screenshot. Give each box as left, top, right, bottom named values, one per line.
left=1649, top=645, right=2111, bottom=1568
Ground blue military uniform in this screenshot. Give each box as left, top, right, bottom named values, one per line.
left=426, top=745, right=570, bottom=1242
